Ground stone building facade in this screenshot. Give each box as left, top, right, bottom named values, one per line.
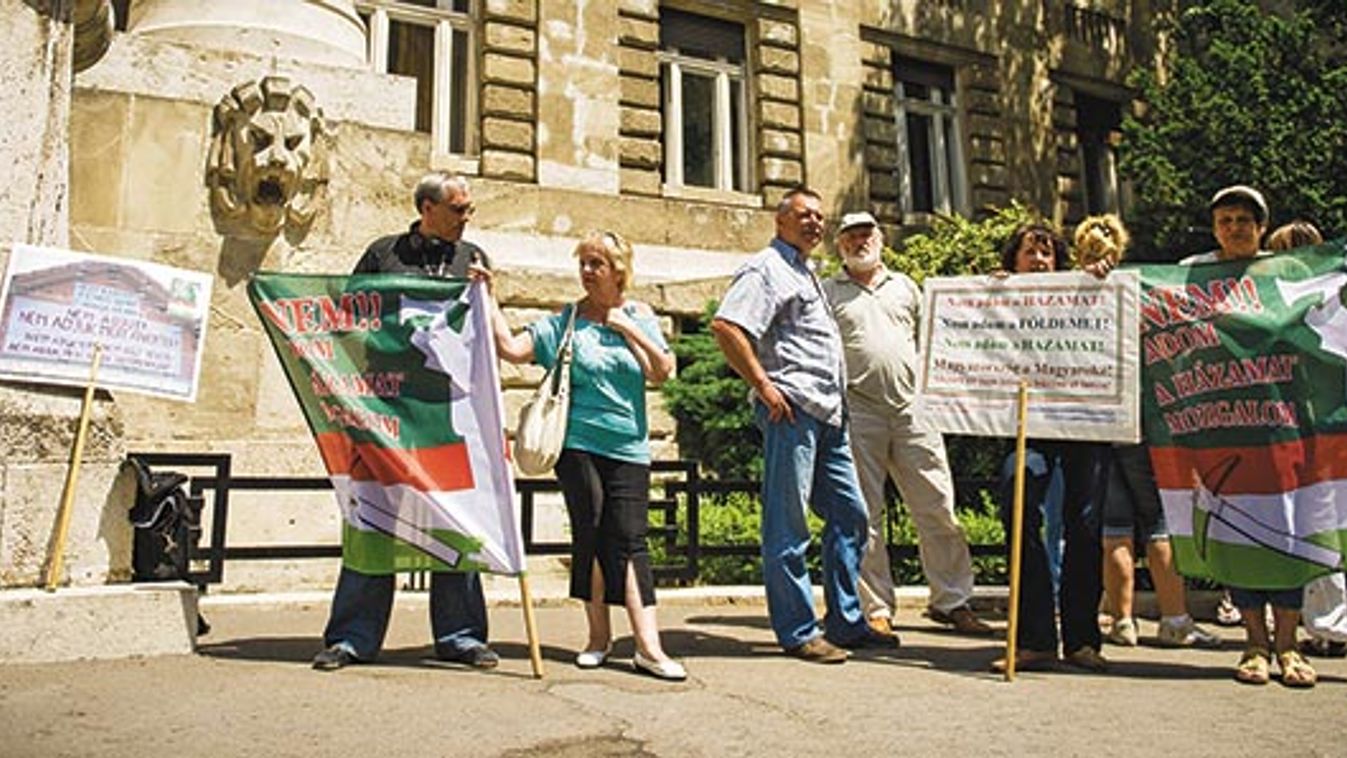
left=3, top=0, right=1173, bottom=592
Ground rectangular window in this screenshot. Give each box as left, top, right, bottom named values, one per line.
left=357, top=1, right=476, bottom=157
left=658, top=8, right=749, bottom=193
left=894, top=57, right=967, bottom=217
left=1076, top=94, right=1123, bottom=215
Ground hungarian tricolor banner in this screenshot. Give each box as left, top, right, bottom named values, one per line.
left=247, top=273, right=524, bottom=576
left=1139, top=243, right=1347, bottom=589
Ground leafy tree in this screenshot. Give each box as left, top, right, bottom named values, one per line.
left=1120, top=0, right=1347, bottom=260
left=660, top=301, right=762, bottom=480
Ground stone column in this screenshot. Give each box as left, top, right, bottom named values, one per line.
left=0, top=0, right=127, bottom=590
left=128, top=0, right=366, bottom=68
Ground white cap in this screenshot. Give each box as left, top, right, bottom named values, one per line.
left=837, top=211, right=879, bottom=234
left=1210, top=185, right=1268, bottom=223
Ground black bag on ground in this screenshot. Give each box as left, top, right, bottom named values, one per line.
left=126, top=458, right=199, bottom=582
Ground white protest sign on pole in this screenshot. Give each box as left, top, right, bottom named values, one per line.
left=913, top=270, right=1141, bottom=443
left=0, top=245, right=213, bottom=402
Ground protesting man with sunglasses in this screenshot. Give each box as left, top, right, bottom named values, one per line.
left=313, top=171, right=498, bottom=671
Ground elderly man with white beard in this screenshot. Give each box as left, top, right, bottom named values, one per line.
left=821, top=212, right=991, bottom=639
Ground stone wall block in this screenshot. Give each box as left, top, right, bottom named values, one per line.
left=483, top=52, right=536, bottom=87
left=485, top=0, right=537, bottom=24
left=757, top=18, right=798, bottom=48
left=620, top=166, right=662, bottom=196
left=620, top=107, right=662, bottom=138
left=620, top=75, right=660, bottom=109
left=862, top=63, right=892, bottom=91
left=759, top=127, right=801, bottom=157
left=967, top=114, right=1004, bottom=139
left=864, top=116, right=897, bottom=144
left=619, top=136, right=662, bottom=169
left=759, top=47, right=800, bottom=75
left=964, top=63, right=1000, bottom=90
left=865, top=143, right=898, bottom=170
left=868, top=170, right=899, bottom=198
left=481, top=149, right=536, bottom=181
left=757, top=73, right=799, bottom=102
left=862, top=90, right=895, bottom=118
left=965, top=88, right=1000, bottom=116
left=619, top=15, right=659, bottom=49
left=969, top=135, right=1006, bottom=163
left=760, top=101, right=800, bottom=130
left=482, top=117, right=534, bottom=152
left=860, top=41, right=891, bottom=67
left=484, top=22, right=536, bottom=55
left=618, top=0, right=658, bottom=19
left=970, top=162, right=1009, bottom=189
left=973, top=187, right=1011, bottom=210
left=619, top=47, right=658, bottom=79
left=482, top=84, right=534, bottom=118
left=761, top=157, right=802, bottom=185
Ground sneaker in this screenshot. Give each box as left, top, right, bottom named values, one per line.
left=312, top=644, right=358, bottom=671
left=437, top=644, right=500, bottom=669
left=926, top=605, right=994, bottom=636
left=784, top=636, right=849, bottom=664
left=1157, top=617, right=1222, bottom=649
left=1062, top=646, right=1109, bottom=672
left=1298, top=637, right=1347, bottom=658
left=1215, top=593, right=1242, bottom=626
left=1106, top=617, right=1139, bottom=647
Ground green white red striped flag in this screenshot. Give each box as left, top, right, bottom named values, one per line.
left=247, top=273, right=524, bottom=575
left=1139, top=244, right=1347, bottom=589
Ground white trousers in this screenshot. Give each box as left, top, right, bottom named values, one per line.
left=848, top=402, right=975, bottom=617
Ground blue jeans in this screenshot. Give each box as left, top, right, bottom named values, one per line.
left=323, top=567, right=488, bottom=660
left=999, top=441, right=1107, bottom=654
left=756, top=403, right=870, bottom=648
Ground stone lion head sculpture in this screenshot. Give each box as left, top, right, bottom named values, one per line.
left=207, top=76, right=328, bottom=238
left=1072, top=213, right=1130, bottom=267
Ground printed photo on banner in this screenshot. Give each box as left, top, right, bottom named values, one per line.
left=0, top=244, right=213, bottom=402
left=914, top=269, right=1141, bottom=443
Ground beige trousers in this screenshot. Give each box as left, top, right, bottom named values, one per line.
left=848, top=401, right=975, bottom=617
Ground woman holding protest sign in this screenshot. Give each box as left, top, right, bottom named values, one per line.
left=990, top=223, right=1112, bottom=674
left=478, top=231, right=687, bottom=681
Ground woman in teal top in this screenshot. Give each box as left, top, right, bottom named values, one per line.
left=482, top=231, right=685, bottom=681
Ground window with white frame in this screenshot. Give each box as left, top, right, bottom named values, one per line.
left=1076, top=93, right=1123, bottom=215
left=894, top=57, right=967, bottom=216
left=356, top=0, right=476, bottom=156
left=658, top=8, right=749, bottom=193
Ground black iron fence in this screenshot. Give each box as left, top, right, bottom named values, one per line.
left=126, top=452, right=1003, bottom=588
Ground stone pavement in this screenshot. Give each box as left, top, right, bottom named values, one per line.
left=1, top=588, right=1344, bottom=757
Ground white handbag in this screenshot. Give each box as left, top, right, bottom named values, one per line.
left=513, top=303, right=578, bottom=475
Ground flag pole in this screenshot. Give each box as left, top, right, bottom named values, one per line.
left=45, top=344, right=103, bottom=592
left=1004, top=379, right=1030, bottom=681
left=518, top=573, right=545, bottom=678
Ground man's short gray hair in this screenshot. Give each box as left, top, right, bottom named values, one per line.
left=776, top=184, right=822, bottom=213
left=413, top=172, right=470, bottom=212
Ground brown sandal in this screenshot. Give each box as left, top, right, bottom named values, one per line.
left=990, top=649, right=1056, bottom=673
left=1235, top=647, right=1270, bottom=685
left=1277, top=650, right=1317, bottom=688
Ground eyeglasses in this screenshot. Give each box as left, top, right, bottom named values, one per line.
left=443, top=200, right=475, bottom=215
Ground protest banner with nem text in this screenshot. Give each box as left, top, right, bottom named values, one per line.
left=1138, top=244, right=1347, bottom=589
left=247, top=272, right=524, bottom=576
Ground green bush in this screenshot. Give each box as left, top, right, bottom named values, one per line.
left=650, top=489, right=1009, bottom=587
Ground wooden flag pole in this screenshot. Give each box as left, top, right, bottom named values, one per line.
left=518, top=573, right=546, bottom=679
left=45, top=344, right=104, bottom=592
left=1004, top=379, right=1030, bottom=681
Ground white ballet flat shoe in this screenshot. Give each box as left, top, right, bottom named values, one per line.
left=574, top=647, right=610, bottom=669
left=633, top=650, right=687, bottom=681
